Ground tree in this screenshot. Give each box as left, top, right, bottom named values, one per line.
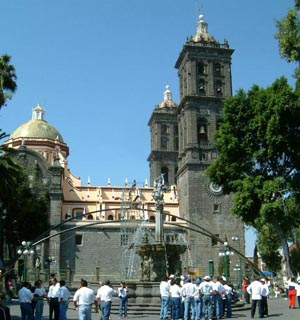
left=2, top=166, right=49, bottom=260
left=0, top=54, right=17, bottom=108
left=207, top=77, right=300, bottom=276
left=257, top=224, right=282, bottom=273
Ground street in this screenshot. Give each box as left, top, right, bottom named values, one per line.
left=6, top=296, right=300, bottom=320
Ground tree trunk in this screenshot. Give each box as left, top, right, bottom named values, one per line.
left=273, top=222, right=293, bottom=277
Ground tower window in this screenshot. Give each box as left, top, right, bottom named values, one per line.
left=197, top=119, right=208, bottom=144
left=75, top=234, right=83, bottom=246
left=214, top=63, right=222, bottom=77
left=197, top=62, right=205, bottom=75
left=198, top=79, right=206, bottom=95
left=161, top=125, right=169, bottom=150
left=213, top=203, right=221, bottom=214
left=161, top=167, right=169, bottom=185
left=215, top=80, right=223, bottom=97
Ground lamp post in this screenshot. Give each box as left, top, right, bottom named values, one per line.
left=232, top=236, right=242, bottom=288
left=17, top=241, right=34, bottom=282
left=219, top=242, right=234, bottom=280
left=46, top=256, right=56, bottom=279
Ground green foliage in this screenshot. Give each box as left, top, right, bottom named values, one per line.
left=257, top=224, right=282, bottom=272
left=290, top=246, right=300, bottom=275
left=0, top=54, right=17, bottom=108
left=1, top=166, right=50, bottom=259
left=0, top=130, right=22, bottom=201
left=207, top=77, right=300, bottom=275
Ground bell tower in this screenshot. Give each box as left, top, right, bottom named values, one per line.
left=175, top=14, right=244, bottom=274
left=148, top=85, right=178, bottom=187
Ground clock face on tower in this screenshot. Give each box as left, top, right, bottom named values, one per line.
left=208, top=182, right=223, bottom=196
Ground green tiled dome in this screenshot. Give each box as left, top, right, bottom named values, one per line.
left=10, top=104, right=64, bottom=142
left=10, top=119, right=64, bottom=142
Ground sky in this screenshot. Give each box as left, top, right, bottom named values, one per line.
left=0, top=0, right=296, bottom=256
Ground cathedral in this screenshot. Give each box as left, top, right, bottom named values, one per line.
left=4, top=14, right=244, bottom=283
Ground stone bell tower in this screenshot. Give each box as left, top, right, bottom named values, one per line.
left=174, top=14, right=244, bottom=275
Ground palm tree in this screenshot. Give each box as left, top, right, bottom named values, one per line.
left=0, top=54, right=17, bottom=108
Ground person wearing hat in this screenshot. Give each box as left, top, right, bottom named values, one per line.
left=199, top=276, right=213, bottom=320
left=192, top=278, right=202, bottom=320
left=181, top=276, right=196, bottom=320
left=96, top=279, right=117, bottom=320
left=246, top=278, right=263, bottom=318
left=73, top=279, right=98, bottom=320
left=260, top=278, right=269, bottom=317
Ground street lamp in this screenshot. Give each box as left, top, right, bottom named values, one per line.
left=17, top=241, right=34, bottom=282
left=46, top=256, right=56, bottom=279
left=219, top=242, right=234, bottom=280
left=232, top=236, right=242, bottom=288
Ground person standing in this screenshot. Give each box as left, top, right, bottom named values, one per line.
left=18, top=282, right=34, bottom=320
left=59, top=280, right=71, bottom=320
left=212, top=276, right=225, bottom=320
left=199, top=276, right=213, bottom=320
left=181, top=276, right=196, bottom=320
left=96, top=279, right=117, bottom=320
left=192, top=278, right=202, bottom=320
left=242, top=276, right=250, bottom=304
left=170, top=277, right=182, bottom=320
left=118, top=281, right=129, bottom=319
left=223, top=278, right=233, bottom=318
left=159, top=276, right=170, bottom=320
left=247, top=278, right=263, bottom=318
left=261, top=278, right=269, bottom=317
left=288, top=277, right=297, bottom=309
left=33, top=280, right=47, bottom=320
left=73, top=279, right=98, bottom=320
left=47, top=277, right=60, bottom=320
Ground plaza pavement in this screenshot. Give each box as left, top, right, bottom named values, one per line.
left=7, top=296, right=300, bottom=320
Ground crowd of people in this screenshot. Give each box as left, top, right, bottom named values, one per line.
left=159, top=274, right=238, bottom=320
left=0, top=275, right=129, bottom=320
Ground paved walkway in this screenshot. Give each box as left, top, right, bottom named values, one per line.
left=6, top=297, right=300, bottom=320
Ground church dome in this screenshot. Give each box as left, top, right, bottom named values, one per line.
left=157, top=85, right=178, bottom=109
left=10, top=104, right=64, bottom=142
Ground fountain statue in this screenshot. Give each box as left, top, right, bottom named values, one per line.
left=134, top=174, right=186, bottom=281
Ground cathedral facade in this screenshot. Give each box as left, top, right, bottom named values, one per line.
left=4, top=14, right=244, bottom=283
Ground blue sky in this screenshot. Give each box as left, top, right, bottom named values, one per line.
left=0, top=0, right=296, bottom=255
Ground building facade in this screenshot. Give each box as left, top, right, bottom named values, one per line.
left=4, top=14, right=245, bottom=283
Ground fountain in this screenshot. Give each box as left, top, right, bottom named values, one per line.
left=134, top=174, right=187, bottom=282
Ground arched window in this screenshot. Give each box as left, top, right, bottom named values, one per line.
left=149, top=216, right=155, bottom=222
left=198, top=79, right=206, bottom=95
left=108, top=215, right=114, bottom=220
left=215, top=80, right=223, bottom=97
left=171, top=216, right=177, bottom=222
left=197, top=118, right=208, bottom=144
left=197, top=62, right=205, bottom=75
left=161, top=167, right=169, bottom=186
left=161, top=125, right=169, bottom=150
left=87, top=214, right=93, bottom=220
left=214, top=63, right=222, bottom=77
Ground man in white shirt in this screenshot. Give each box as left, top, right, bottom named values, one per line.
left=159, top=276, right=170, bottom=320
left=73, top=279, right=97, bottom=320
left=18, top=282, right=34, bottom=320
left=261, top=278, right=269, bottom=317
left=181, top=276, right=196, bottom=320
left=199, top=276, right=213, bottom=320
left=59, top=280, right=71, bottom=320
left=212, top=276, right=225, bottom=320
left=96, top=279, right=117, bottom=320
left=47, top=277, right=60, bottom=320
left=247, top=278, right=263, bottom=318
